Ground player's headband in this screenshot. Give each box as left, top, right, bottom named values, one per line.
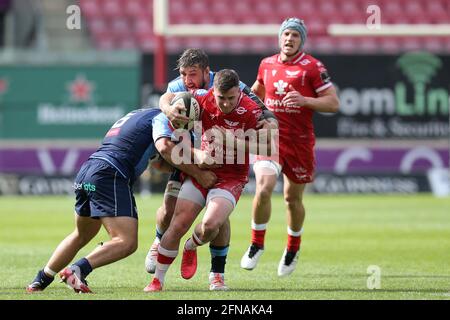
left=279, top=18, right=308, bottom=50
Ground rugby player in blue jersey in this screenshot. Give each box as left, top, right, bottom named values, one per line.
left=26, top=108, right=216, bottom=293
left=145, top=48, right=278, bottom=290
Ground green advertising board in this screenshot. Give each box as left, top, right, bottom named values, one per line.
left=0, top=64, right=139, bottom=139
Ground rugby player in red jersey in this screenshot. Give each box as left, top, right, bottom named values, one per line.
left=240, top=18, right=340, bottom=276
left=144, top=69, right=272, bottom=291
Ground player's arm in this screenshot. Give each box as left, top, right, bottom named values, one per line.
left=214, top=125, right=272, bottom=157
left=246, top=81, right=278, bottom=130
left=250, top=80, right=265, bottom=101
left=283, top=85, right=339, bottom=113
left=150, top=158, right=174, bottom=173
left=243, top=82, right=278, bottom=126
left=159, top=92, right=190, bottom=123
left=155, top=137, right=217, bottom=188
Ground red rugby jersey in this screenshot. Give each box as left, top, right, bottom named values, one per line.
left=256, top=51, right=333, bottom=144
left=194, top=89, right=262, bottom=183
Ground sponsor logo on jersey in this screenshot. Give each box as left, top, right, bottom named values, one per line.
left=236, top=106, right=247, bottom=115
left=266, top=98, right=285, bottom=107
left=73, top=182, right=96, bottom=192
left=295, top=173, right=310, bottom=181
left=299, top=59, right=312, bottom=66
left=292, top=166, right=308, bottom=174
left=274, top=80, right=288, bottom=95
left=285, top=70, right=301, bottom=78
left=224, top=119, right=240, bottom=127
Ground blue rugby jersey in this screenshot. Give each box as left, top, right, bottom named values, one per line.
left=90, top=108, right=162, bottom=182
left=167, top=71, right=269, bottom=114
left=167, top=71, right=248, bottom=94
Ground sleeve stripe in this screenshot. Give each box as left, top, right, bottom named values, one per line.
left=315, top=82, right=333, bottom=93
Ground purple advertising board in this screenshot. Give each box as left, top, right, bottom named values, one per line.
left=1, top=146, right=448, bottom=175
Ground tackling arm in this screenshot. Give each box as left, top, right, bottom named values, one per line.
left=155, top=137, right=217, bottom=188
left=159, top=92, right=190, bottom=123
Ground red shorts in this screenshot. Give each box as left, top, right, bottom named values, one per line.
left=191, top=178, right=246, bottom=207
left=256, top=140, right=315, bottom=184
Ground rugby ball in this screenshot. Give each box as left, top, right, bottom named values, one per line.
left=170, top=92, right=201, bottom=130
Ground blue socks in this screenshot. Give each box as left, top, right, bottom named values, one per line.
left=72, top=258, right=93, bottom=279
left=210, top=245, right=229, bottom=274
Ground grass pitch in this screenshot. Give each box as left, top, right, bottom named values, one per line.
left=0, top=194, right=449, bottom=300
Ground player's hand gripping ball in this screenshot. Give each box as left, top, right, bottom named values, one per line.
left=170, top=92, right=201, bottom=130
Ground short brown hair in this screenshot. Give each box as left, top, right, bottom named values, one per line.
left=176, top=48, right=209, bottom=70
left=213, top=69, right=240, bottom=92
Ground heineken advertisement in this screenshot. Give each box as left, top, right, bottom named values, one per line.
left=0, top=65, right=139, bottom=139
left=313, top=52, right=450, bottom=139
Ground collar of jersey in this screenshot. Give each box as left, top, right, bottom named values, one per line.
left=278, top=51, right=305, bottom=65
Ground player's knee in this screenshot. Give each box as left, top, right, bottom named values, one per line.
left=284, top=195, right=302, bottom=209
left=114, top=237, right=138, bottom=257
left=123, top=240, right=138, bottom=257
left=256, top=186, right=273, bottom=201
left=171, top=219, right=191, bottom=236
left=201, top=220, right=220, bottom=238
left=72, top=231, right=92, bottom=248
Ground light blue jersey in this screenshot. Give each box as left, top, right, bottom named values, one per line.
left=167, top=71, right=249, bottom=93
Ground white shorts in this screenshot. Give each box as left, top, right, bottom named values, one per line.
left=253, top=160, right=282, bottom=177
left=164, top=180, right=181, bottom=198
left=178, top=178, right=236, bottom=208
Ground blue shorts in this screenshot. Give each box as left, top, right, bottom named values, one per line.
left=74, top=159, right=138, bottom=219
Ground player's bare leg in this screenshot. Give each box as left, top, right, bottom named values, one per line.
left=59, top=216, right=139, bottom=293
left=86, top=216, right=138, bottom=268
left=145, top=198, right=203, bottom=292
left=241, top=163, right=278, bottom=270
left=145, top=192, right=178, bottom=273
left=186, top=197, right=234, bottom=290
left=26, top=214, right=101, bottom=293
left=278, top=176, right=305, bottom=277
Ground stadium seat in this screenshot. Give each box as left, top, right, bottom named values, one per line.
left=111, top=18, right=132, bottom=38
left=79, top=0, right=450, bottom=54
left=382, top=1, right=404, bottom=21
left=309, top=36, right=336, bottom=54
left=404, top=0, right=425, bottom=18
left=136, top=33, right=156, bottom=52
left=103, top=0, right=122, bottom=19
left=165, top=37, right=186, bottom=54
left=79, top=0, right=101, bottom=18
left=95, top=33, right=115, bottom=51
left=226, top=37, right=247, bottom=53
left=402, top=37, right=423, bottom=52
left=379, top=37, right=403, bottom=54
left=358, top=37, right=381, bottom=53
left=133, top=14, right=153, bottom=35
left=202, top=36, right=228, bottom=54
left=306, top=19, right=327, bottom=35
left=423, top=37, right=445, bottom=53
left=122, top=0, right=145, bottom=18
left=339, top=1, right=361, bottom=20
left=297, top=1, right=315, bottom=18
left=116, top=35, right=137, bottom=50
left=87, top=18, right=108, bottom=36
left=336, top=37, right=358, bottom=54
left=248, top=37, right=277, bottom=54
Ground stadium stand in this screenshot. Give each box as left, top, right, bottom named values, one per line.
left=78, top=0, right=450, bottom=53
